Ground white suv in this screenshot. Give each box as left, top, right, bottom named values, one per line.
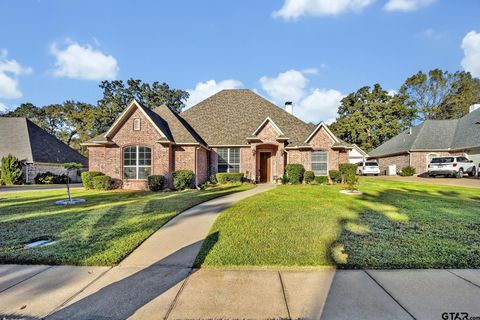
left=356, top=161, right=380, bottom=176
left=428, top=156, right=477, bottom=178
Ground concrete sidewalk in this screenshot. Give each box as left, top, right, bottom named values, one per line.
left=1, top=265, right=479, bottom=319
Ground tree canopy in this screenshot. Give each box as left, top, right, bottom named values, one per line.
left=329, top=84, right=416, bottom=152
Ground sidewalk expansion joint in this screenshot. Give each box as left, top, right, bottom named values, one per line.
left=0, top=265, right=53, bottom=294
left=446, top=270, right=480, bottom=290
left=164, top=267, right=194, bottom=320
left=364, top=270, right=417, bottom=320
left=278, top=271, right=292, bottom=320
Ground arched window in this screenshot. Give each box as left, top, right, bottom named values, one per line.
left=426, top=153, right=439, bottom=170
left=123, top=146, right=152, bottom=180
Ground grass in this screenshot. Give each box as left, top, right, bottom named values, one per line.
left=0, top=183, right=253, bottom=266
left=195, top=178, right=480, bottom=269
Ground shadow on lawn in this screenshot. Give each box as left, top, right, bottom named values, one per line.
left=0, top=233, right=220, bottom=320
left=328, top=186, right=480, bottom=269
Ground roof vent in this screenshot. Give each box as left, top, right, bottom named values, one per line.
left=285, top=101, right=293, bottom=115
left=469, top=104, right=480, bottom=113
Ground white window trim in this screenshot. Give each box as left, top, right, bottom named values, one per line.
left=133, top=118, right=141, bottom=131
left=312, top=151, right=328, bottom=176
left=124, top=145, right=151, bottom=180
left=218, top=148, right=240, bottom=173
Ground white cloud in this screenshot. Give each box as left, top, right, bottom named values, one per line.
left=273, top=0, right=375, bottom=20
left=415, top=28, right=444, bottom=40
left=260, top=69, right=308, bottom=103
left=387, top=89, right=397, bottom=96
left=384, top=0, right=435, bottom=12
left=50, top=40, right=118, bottom=80
left=461, top=30, right=480, bottom=78
left=0, top=49, right=32, bottom=99
left=297, top=89, right=344, bottom=124
left=186, top=79, right=243, bottom=108
left=0, top=102, right=8, bottom=113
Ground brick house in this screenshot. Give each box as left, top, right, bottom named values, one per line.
left=0, top=117, right=87, bottom=183
left=83, top=89, right=352, bottom=190
left=369, top=106, right=480, bottom=175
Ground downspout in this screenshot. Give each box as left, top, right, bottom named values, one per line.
left=195, top=146, right=200, bottom=190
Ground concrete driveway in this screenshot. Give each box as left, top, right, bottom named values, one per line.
left=0, top=183, right=83, bottom=194
left=371, top=175, right=480, bottom=188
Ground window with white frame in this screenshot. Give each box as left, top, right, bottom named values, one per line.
left=312, top=151, right=328, bottom=176
left=123, top=146, right=152, bottom=179
left=217, top=148, right=240, bottom=173
left=133, top=118, right=141, bottom=131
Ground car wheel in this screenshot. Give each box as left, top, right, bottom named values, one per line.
left=468, top=167, right=476, bottom=177
left=456, top=169, right=464, bottom=179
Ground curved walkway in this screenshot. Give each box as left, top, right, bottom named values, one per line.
left=0, top=183, right=276, bottom=319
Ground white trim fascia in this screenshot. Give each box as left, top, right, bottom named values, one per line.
left=304, top=122, right=339, bottom=144
left=105, top=100, right=167, bottom=139
left=210, top=144, right=249, bottom=147
left=252, top=117, right=285, bottom=136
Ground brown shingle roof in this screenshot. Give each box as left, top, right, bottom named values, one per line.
left=181, top=89, right=314, bottom=146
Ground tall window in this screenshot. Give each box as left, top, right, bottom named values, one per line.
left=123, top=146, right=152, bottom=179
left=312, top=151, right=328, bottom=176
left=217, top=148, right=240, bottom=173
left=133, top=119, right=141, bottom=131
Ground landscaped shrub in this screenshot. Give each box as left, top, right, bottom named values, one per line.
left=345, top=171, right=359, bottom=191
left=314, top=176, right=328, bottom=185
left=173, top=170, right=194, bottom=190
left=329, top=170, right=342, bottom=184
left=0, top=154, right=24, bottom=185
left=93, top=175, right=111, bottom=190
left=147, top=175, right=165, bottom=191
left=304, top=171, right=315, bottom=184
left=400, top=166, right=416, bottom=176
left=285, top=164, right=305, bottom=184
left=34, top=172, right=68, bottom=184
left=216, top=172, right=243, bottom=184
left=339, top=163, right=357, bottom=180
left=81, top=171, right=104, bottom=190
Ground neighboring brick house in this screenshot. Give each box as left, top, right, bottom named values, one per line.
left=0, top=117, right=87, bottom=183
left=369, top=106, right=480, bottom=175
left=83, top=89, right=352, bottom=190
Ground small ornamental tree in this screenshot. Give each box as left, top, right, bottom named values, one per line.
left=285, top=164, right=305, bottom=184
left=0, top=154, right=24, bottom=185
left=64, top=163, right=83, bottom=202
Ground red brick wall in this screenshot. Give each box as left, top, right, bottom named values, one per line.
left=196, top=148, right=208, bottom=184
left=88, top=107, right=171, bottom=190
left=287, top=126, right=348, bottom=174
left=376, top=154, right=410, bottom=174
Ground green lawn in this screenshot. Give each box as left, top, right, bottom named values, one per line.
left=196, top=179, right=480, bottom=269
left=0, top=184, right=253, bottom=266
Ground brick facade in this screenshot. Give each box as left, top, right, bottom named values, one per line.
left=87, top=106, right=350, bottom=189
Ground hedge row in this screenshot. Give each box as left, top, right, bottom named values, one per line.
left=216, top=172, right=243, bottom=184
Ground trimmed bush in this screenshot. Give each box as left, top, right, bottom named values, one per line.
left=216, top=172, right=243, bottom=184
left=339, top=163, right=357, bottom=178
left=173, top=170, right=194, bottom=190
left=400, top=166, right=416, bottom=176
left=81, top=171, right=104, bottom=190
left=345, top=171, right=359, bottom=191
left=0, top=154, right=23, bottom=185
left=304, top=171, right=315, bottom=184
left=148, top=175, right=165, bottom=191
left=34, top=172, right=68, bottom=184
left=329, top=170, right=342, bottom=184
left=93, top=175, right=111, bottom=190
left=285, top=164, right=305, bottom=184
left=314, top=176, right=328, bottom=185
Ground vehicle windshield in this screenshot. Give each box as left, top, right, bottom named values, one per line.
left=431, top=157, right=454, bottom=164
left=364, top=162, right=378, bottom=166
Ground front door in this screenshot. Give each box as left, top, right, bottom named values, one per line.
left=260, top=152, right=271, bottom=183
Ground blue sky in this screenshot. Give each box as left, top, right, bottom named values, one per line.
left=1, top=0, right=479, bottom=123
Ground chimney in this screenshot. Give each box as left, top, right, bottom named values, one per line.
left=469, top=104, right=480, bottom=113
left=285, top=101, right=293, bottom=115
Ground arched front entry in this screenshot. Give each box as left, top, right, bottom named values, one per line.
left=254, top=144, right=281, bottom=183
